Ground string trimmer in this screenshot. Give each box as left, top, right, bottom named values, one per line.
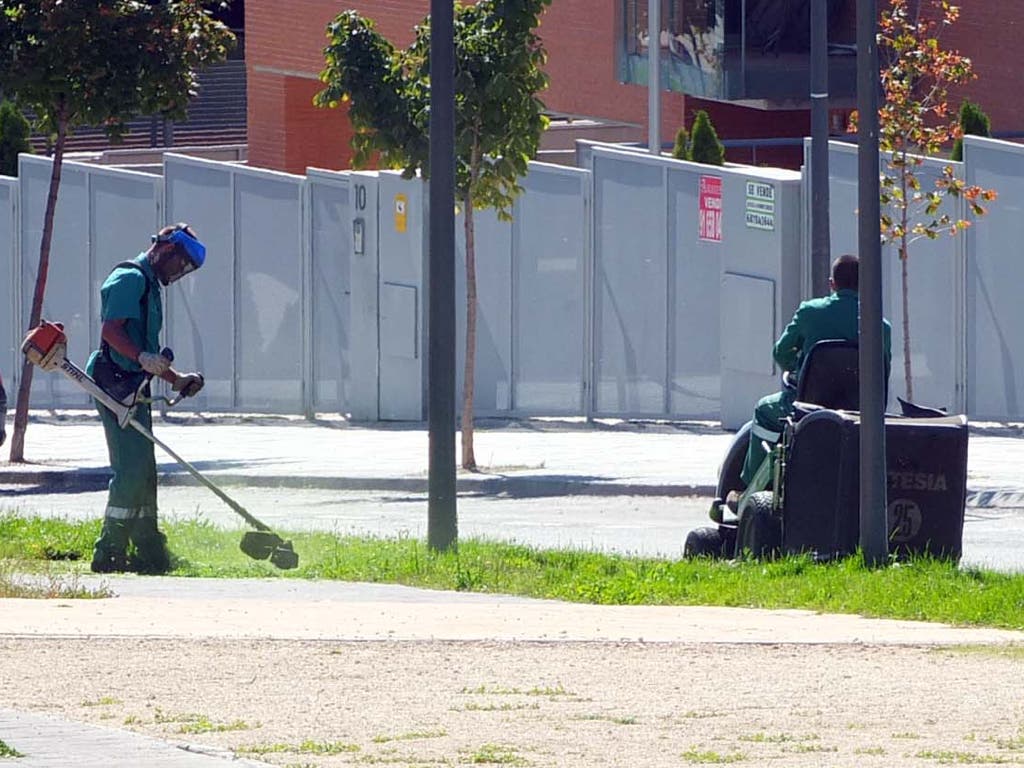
left=21, top=320, right=299, bottom=570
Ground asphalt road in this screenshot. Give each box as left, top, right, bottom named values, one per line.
left=3, top=484, right=1024, bottom=571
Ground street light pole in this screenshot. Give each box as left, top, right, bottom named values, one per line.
left=857, top=0, right=888, bottom=565
left=810, top=0, right=831, bottom=296
left=648, top=0, right=661, bottom=155
left=427, top=0, right=458, bottom=552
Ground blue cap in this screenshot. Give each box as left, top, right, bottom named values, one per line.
left=167, top=228, right=206, bottom=268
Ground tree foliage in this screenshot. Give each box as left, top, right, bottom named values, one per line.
left=687, top=110, right=725, bottom=166
left=0, top=0, right=234, bottom=462
left=317, top=0, right=552, bottom=473
left=316, top=0, right=550, bottom=218
left=850, top=0, right=996, bottom=400
left=0, top=99, right=30, bottom=176
left=950, top=99, right=991, bottom=162
left=0, top=0, right=234, bottom=140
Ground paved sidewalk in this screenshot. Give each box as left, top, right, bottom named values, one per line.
left=3, top=411, right=1024, bottom=504
left=0, top=708, right=269, bottom=767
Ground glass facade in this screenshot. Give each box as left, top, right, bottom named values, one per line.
left=620, top=0, right=857, bottom=104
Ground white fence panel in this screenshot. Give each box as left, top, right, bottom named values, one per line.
left=0, top=178, right=17, bottom=390
left=511, top=163, right=589, bottom=415
left=234, top=168, right=305, bottom=412
left=820, top=141, right=963, bottom=413
left=964, top=137, right=1024, bottom=421
left=307, top=168, right=353, bottom=416
left=163, top=154, right=236, bottom=411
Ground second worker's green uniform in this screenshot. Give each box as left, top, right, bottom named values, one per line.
left=739, top=289, right=892, bottom=485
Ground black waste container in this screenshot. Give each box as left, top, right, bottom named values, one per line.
left=781, top=410, right=968, bottom=560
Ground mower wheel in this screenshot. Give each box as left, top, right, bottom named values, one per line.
left=736, top=491, right=781, bottom=560
left=684, top=526, right=729, bottom=559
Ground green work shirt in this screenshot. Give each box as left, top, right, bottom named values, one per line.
left=98, top=254, right=163, bottom=372
left=773, top=289, right=892, bottom=375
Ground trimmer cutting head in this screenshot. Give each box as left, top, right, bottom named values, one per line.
left=240, top=530, right=300, bottom=570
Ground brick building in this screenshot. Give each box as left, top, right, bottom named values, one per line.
left=244, top=1, right=1020, bottom=174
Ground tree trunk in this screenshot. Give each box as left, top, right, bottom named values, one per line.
left=9, top=116, right=67, bottom=462
left=901, top=245, right=913, bottom=402
left=460, top=189, right=478, bottom=471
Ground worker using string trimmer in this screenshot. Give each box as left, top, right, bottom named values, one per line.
left=87, top=223, right=206, bottom=574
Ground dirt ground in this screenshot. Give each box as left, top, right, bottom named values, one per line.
left=2, top=637, right=1023, bottom=767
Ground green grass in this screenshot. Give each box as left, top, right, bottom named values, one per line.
left=371, top=729, right=447, bottom=744
left=2, top=511, right=1024, bottom=630
left=0, top=738, right=23, bottom=758
left=464, top=743, right=527, bottom=765
left=681, top=748, right=746, bottom=764
left=236, top=740, right=360, bottom=756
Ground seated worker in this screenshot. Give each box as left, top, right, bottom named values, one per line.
left=737, top=254, right=892, bottom=490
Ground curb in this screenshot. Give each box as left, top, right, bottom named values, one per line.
left=0, top=468, right=716, bottom=499
left=3, top=469, right=1021, bottom=507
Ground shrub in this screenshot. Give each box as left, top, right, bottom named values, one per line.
left=951, top=99, right=991, bottom=162
left=672, top=125, right=690, bottom=160
left=688, top=109, right=725, bottom=166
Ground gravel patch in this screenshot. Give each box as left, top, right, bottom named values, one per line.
left=2, top=637, right=1023, bottom=767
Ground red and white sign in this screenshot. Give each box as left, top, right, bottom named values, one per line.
left=698, top=175, right=723, bottom=243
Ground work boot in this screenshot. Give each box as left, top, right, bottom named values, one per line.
left=91, top=517, right=131, bottom=573
left=131, top=519, right=171, bottom=575
left=90, top=548, right=129, bottom=574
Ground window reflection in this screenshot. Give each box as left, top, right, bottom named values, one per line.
left=622, top=0, right=725, bottom=96
left=620, top=0, right=856, bottom=102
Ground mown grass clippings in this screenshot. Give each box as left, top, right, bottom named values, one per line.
left=0, top=561, right=110, bottom=599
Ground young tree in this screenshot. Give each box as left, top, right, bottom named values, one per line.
left=852, top=0, right=995, bottom=400
left=950, top=99, right=991, bottom=162
left=316, top=0, right=551, bottom=471
left=0, top=0, right=234, bottom=462
left=687, top=109, right=725, bottom=166
left=0, top=99, right=31, bottom=176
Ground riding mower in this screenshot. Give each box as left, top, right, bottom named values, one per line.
left=685, top=340, right=969, bottom=561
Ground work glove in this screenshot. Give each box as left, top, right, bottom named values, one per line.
left=138, top=351, right=171, bottom=376
left=172, top=372, right=205, bottom=398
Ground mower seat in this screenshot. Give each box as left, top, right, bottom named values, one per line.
left=791, top=339, right=861, bottom=411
